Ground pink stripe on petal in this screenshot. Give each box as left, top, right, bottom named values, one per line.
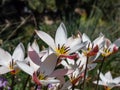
left=32, top=72, right=41, bottom=85
left=60, top=53, right=78, bottom=59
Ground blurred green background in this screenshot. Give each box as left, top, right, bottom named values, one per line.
left=0, top=0, right=120, bottom=90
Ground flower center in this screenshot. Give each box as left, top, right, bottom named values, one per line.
left=70, top=72, right=84, bottom=85
left=83, top=47, right=91, bottom=56
left=36, top=71, right=46, bottom=81
left=83, top=43, right=98, bottom=56
left=56, top=44, right=70, bottom=55
left=104, top=86, right=111, bottom=90
left=102, top=48, right=112, bottom=57
left=9, top=60, right=19, bottom=74
left=38, top=73, right=45, bottom=80
left=9, top=60, right=14, bottom=70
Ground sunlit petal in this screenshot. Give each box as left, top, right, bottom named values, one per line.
left=55, top=23, right=67, bottom=46
left=66, top=58, right=75, bottom=65
left=66, top=36, right=82, bottom=49
left=0, top=66, right=10, bottom=74
left=93, top=34, right=104, bottom=46
left=31, top=39, right=39, bottom=53
left=61, top=60, right=70, bottom=68
left=0, top=48, right=11, bottom=66
left=69, top=41, right=87, bottom=54
left=16, top=61, right=34, bottom=76
left=100, top=72, right=108, bottom=82
left=12, top=43, right=25, bottom=61
left=35, top=30, right=55, bottom=50
left=40, top=51, right=49, bottom=62
left=40, top=79, right=60, bottom=86
left=82, top=33, right=91, bottom=43
left=105, top=71, right=113, bottom=80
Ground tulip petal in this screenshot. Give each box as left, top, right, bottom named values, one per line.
left=35, top=30, right=55, bottom=50
left=66, top=36, right=82, bottom=49
left=39, top=53, right=58, bottom=76
left=12, top=43, right=25, bottom=61
left=0, top=66, right=10, bottom=74
left=16, top=61, right=34, bottom=76
left=49, top=69, right=73, bottom=77
left=82, top=33, right=91, bottom=43
left=66, top=58, right=75, bottom=66
left=40, top=51, right=49, bottom=62
left=28, top=46, right=42, bottom=66
left=105, top=71, right=113, bottom=80
left=61, top=60, right=70, bottom=68
left=113, top=77, right=120, bottom=83
left=55, top=23, right=67, bottom=46
left=26, top=57, right=40, bottom=72
left=93, top=35, right=104, bottom=47
left=40, top=79, right=60, bottom=86
left=114, top=38, right=120, bottom=47
left=100, top=72, right=108, bottom=83
left=69, top=41, right=87, bottom=54
left=105, top=38, right=111, bottom=47
left=0, top=48, right=11, bottom=66
left=32, top=39, right=39, bottom=53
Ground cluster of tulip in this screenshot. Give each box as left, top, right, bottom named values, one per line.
left=0, top=23, right=120, bottom=90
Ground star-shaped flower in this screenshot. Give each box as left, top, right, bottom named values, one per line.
left=100, top=38, right=120, bottom=57
left=93, top=71, right=120, bottom=90
left=17, top=53, right=73, bottom=86
left=0, top=43, right=25, bottom=74
left=82, top=33, right=105, bottom=57
left=35, top=23, right=87, bottom=59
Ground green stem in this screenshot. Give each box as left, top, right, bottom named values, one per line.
left=23, top=75, right=30, bottom=90
left=95, top=57, right=106, bottom=90
left=83, top=56, right=89, bottom=90
left=11, top=74, right=15, bottom=90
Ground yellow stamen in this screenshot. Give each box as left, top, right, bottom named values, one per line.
left=9, top=60, right=20, bottom=74
left=83, top=47, right=91, bottom=55
left=38, top=73, right=45, bottom=80
left=9, top=60, right=14, bottom=70
left=56, top=44, right=70, bottom=55
left=102, top=48, right=112, bottom=57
